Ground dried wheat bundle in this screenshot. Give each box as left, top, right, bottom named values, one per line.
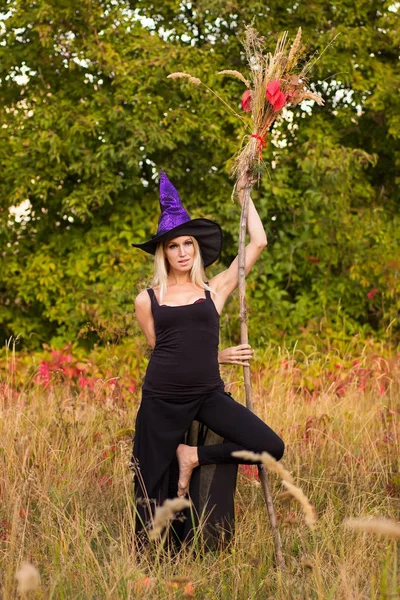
left=230, top=25, right=324, bottom=179
left=168, top=26, right=324, bottom=182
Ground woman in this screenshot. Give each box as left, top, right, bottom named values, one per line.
left=131, top=170, right=284, bottom=546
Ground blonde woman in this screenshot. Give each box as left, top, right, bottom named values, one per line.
left=131, top=170, right=284, bottom=546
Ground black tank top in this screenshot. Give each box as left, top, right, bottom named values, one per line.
left=142, top=288, right=225, bottom=398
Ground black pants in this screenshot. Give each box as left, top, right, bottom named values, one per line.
left=195, top=391, right=284, bottom=465
left=133, top=388, right=284, bottom=545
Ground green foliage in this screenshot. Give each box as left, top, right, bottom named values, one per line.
left=0, top=0, right=399, bottom=349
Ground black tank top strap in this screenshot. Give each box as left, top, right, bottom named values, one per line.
left=205, top=288, right=211, bottom=300
left=146, top=288, right=158, bottom=306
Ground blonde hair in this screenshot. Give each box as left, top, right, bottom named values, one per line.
left=152, top=236, right=211, bottom=302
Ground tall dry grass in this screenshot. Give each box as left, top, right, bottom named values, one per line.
left=1, top=345, right=399, bottom=598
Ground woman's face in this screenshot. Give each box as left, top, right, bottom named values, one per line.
left=164, top=236, right=195, bottom=271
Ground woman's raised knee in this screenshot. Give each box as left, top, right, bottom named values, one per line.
left=263, top=435, right=284, bottom=461
left=273, top=437, right=285, bottom=461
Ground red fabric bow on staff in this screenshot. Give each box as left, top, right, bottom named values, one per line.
left=251, top=133, right=267, bottom=160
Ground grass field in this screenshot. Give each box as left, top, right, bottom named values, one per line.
left=1, top=343, right=399, bottom=599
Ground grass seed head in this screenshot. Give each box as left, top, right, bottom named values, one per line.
left=167, top=72, right=202, bottom=85
left=344, top=517, right=400, bottom=539
left=282, top=480, right=317, bottom=529
left=218, top=70, right=251, bottom=88
left=260, top=452, right=295, bottom=484
left=15, top=562, right=41, bottom=595
left=301, top=90, right=324, bottom=105
left=287, top=27, right=302, bottom=68
left=232, top=450, right=294, bottom=483
left=149, top=497, right=191, bottom=539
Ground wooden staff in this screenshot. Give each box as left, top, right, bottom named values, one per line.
left=238, top=178, right=285, bottom=570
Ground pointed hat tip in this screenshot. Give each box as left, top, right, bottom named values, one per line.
left=159, top=169, right=169, bottom=188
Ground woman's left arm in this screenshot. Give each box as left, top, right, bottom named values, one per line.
left=218, top=344, right=253, bottom=366
left=209, top=181, right=267, bottom=309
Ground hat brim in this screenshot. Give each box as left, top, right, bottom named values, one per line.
left=131, top=218, right=223, bottom=267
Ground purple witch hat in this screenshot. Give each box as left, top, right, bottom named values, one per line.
left=131, top=170, right=222, bottom=267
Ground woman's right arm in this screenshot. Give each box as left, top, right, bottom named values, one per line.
left=135, top=290, right=156, bottom=349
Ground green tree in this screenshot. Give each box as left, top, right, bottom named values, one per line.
left=1, top=0, right=399, bottom=350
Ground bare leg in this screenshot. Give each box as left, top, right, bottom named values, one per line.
left=176, top=444, right=199, bottom=497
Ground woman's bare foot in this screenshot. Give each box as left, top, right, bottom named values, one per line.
left=176, top=444, right=199, bottom=497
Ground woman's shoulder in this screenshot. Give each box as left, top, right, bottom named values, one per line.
left=135, top=288, right=152, bottom=307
